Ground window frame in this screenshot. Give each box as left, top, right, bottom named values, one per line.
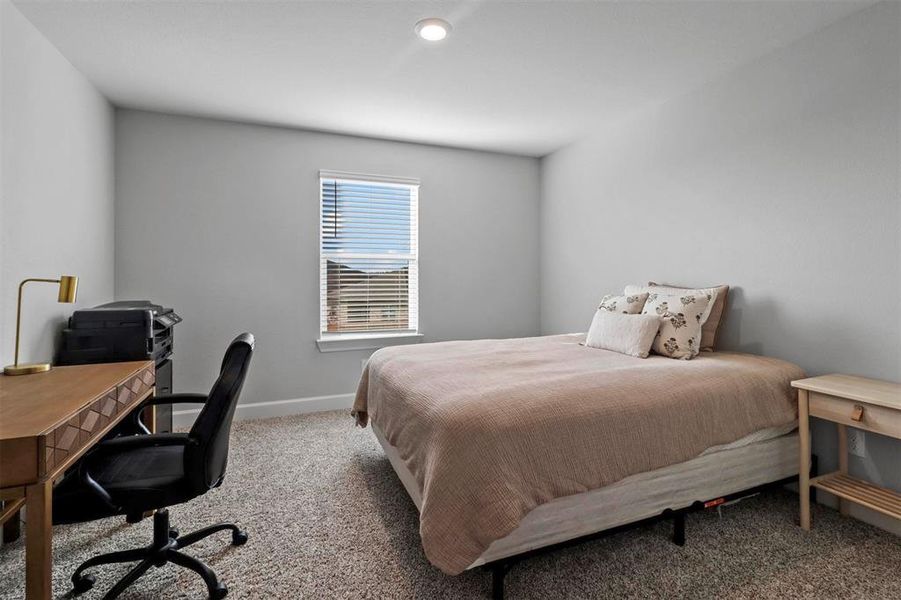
left=316, top=170, right=422, bottom=352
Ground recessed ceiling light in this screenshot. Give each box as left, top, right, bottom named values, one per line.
left=415, top=18, right=451, bottom=42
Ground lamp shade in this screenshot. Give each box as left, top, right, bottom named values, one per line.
left=58, top=275, right=78, bottom=303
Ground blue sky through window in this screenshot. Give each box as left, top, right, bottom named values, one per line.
left=322, top=179, right=413, bottom=272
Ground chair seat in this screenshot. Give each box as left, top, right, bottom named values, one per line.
left=96, top=442, right=186, bottom=489
left=54, top=435, right=196, bottom=525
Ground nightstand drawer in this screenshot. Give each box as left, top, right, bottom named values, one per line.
left=809, top=392, right=901, bottom=438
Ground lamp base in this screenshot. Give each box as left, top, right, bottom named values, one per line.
left=3, top=363, right=51, bottom=376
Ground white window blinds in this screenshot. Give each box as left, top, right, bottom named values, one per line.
left=319, top=171, right=419, bottom=335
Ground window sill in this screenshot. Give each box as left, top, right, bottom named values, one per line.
left=316, top=332, right=424, bottom=353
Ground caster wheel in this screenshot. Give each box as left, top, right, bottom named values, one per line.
left=169, top=527, right=180, bottom=539
left=232, top=530, right=248, bottom=546
left=210, top=584, right=228, bottom=599
left=72, top=573, right=96, bottom=595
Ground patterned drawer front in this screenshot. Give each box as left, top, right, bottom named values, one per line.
left=41, top=366, right=155, bottom=475
left=43, top=387, right=117, bottom=474
left=118, top=366, right=155, bottom=406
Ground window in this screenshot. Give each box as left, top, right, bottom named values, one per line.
left=318, top=171, right=420, bottom=349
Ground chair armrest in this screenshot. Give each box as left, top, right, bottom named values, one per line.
left=92, top=433, right=195, bottom=455
left=128, top=394, right=208, bottom=434
left=142, top=393, right=208, bottom=407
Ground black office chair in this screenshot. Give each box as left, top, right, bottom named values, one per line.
left=53, top=333, right=255, bottom=599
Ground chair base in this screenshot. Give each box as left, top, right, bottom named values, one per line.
left=70, top=509, right=247, bottom=600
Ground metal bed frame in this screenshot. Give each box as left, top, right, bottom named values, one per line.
left=483, top=456, right=817, bottom=600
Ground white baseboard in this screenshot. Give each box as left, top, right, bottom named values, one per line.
left=172, top=393, right=354, bottom=429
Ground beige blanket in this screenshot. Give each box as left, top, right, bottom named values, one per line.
left=353, top=334, right=804, bottom=575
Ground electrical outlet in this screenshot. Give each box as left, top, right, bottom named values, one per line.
left=847, top=428, right=866, bottom=458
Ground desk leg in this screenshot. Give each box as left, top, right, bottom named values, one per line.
left=837, top=423, right=849, bottom=516
left=141, top=404, right=157, bottom=434
left=25, top=480, right=52, bottom=600
left=798, top=389, right=811, bottom=531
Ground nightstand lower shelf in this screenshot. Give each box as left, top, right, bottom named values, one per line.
left=811, top=472, right=901, bottom=520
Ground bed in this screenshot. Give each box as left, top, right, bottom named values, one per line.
left=353, top=334, right=806, bottom=597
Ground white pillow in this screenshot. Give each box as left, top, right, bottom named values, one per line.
left=640, top=292, right=711, bottom=359
left=584, top=310, right=662, bottom=358
left=597, top=292, right=649, bottom=314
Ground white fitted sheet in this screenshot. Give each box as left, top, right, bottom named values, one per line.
left=372, top=422, right=799, bottom=568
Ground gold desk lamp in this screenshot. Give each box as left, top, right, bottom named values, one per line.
left=4, top=275, right=78, bottom=375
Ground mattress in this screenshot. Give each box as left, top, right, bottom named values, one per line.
left=372, top=422, right=800, bottom=568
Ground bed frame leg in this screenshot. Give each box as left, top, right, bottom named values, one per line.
left=489, top=562, right=508, bottom=600
left=672, top=512, right=686, bottom=546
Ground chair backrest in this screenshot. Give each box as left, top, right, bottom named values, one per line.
left=185, top=333, right=254, bottom=493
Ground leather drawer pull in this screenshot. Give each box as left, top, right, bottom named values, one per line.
left=851, top=405, right=865, bottom=422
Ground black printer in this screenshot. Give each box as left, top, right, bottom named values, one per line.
left=59, top=301, right=181, bottom=432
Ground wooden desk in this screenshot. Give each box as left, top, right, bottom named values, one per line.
left=792, top=374, right=901, bottom=531
left=0, top=361, right=155, bottom=599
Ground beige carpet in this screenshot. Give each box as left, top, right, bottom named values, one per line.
left=1, top=410, right=899, bottom=599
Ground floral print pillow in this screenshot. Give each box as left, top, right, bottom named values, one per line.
left=598, top=292, right=649, bottom=315
left=640, top=293, right=711, bottom=359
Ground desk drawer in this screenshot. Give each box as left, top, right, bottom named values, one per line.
left=117, top=366, right=155, bottom=406
left=42, top=386, right=118, bottom=475
left=41, top=366, right=156, bottom=476
left=809, top=392, right=901, bottom=439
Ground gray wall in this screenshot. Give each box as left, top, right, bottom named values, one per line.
left=115, top=110, right=540, bottom=405
left=540, top=2, right=900, bottom=530
left=0, top=2, right=114, bottom=367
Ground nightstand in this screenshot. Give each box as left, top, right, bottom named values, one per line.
left=791, top=374, right=901, bottom=530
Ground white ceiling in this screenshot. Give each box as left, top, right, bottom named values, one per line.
left=14, top=1, right=871, bottom=156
